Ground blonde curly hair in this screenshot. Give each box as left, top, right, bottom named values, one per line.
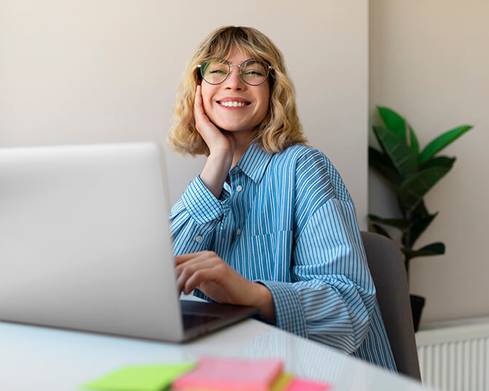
left=168, top=26, right=307, bottom=156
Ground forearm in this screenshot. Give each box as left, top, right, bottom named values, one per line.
left=170, top=210, right=216, bottom=254
left=199, top=152, right=232, bottom=198
left=169, top=173, right=230, bottom=254
left=260, top=279, right=374, bottom=353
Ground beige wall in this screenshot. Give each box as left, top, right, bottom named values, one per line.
left=0, top=0, right=369, bottom=227
left=370, top=1, right=489, bottom=324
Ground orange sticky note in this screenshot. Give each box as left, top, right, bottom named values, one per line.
left=271, top=373, right=294, bottom=391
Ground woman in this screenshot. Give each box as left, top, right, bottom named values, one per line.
left=168, top=26, right=396, bottom=371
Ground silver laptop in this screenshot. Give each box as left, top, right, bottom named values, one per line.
left=0, top=142, right=256, bottom=342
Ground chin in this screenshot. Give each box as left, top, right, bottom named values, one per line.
left=216, top=121, right=251, bottom=133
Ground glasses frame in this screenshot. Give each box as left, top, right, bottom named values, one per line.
left=197, top=58, right=273, bottom=86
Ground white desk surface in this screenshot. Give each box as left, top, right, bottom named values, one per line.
left=0, top=319, right=430, bottom=391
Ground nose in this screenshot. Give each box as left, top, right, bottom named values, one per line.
left=223, top=65, right=245, bottom=90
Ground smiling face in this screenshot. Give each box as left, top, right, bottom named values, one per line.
left=200, top=47, right=270, bottom=137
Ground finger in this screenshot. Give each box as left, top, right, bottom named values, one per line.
left=175, top=253, right=218, bottom=278
left=193, top=85, right=213, bottom=130
left=176, top=252, right=216, bottom=277
left=177, top=258, right=219, bottom=293
left=176, top=252, right=213, bottom=281
left=194, top=84, right=202, bottom=107
left=178, top=264, right=209, bottom=294
left=193, top=85, right=206, bottom=121
left=175, top=250, right=214, bottom=266
left=175, top=252, right=197, bottom=265
left=183, top=268, right=218, bottom=295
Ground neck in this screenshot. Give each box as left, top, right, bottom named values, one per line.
left=230, top=130, right=256, bottom=167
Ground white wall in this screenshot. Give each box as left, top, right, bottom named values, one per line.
left=370, top=1, right=489, bottom=324
left=0, top=0, right=369, bottom=227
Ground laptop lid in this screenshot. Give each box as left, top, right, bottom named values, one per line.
left=0, top=142, right=186, bottom=341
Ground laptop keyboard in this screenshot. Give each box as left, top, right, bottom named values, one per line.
left=182, top=313, right=220, bottom=330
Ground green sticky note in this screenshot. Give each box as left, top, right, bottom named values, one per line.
left=84, top=363, right=195, bottom=391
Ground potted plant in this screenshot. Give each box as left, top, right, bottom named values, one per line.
left=368, top=106, right=473, bottom=331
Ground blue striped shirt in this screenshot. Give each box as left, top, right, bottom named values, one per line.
left=170, top=142, right=397, bottom=371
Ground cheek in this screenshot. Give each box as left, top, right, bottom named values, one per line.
left=200, top=85, right=215, bottom=113
left=256, top=90, right=271, bottom=120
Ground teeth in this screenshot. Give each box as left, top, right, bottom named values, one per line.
left=221, top=101, right=246, bottom=107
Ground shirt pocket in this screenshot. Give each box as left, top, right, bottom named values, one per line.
left=239, top=230, right=293, bottom=282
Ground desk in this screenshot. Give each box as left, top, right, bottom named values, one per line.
left=0, top=320, right=430, bottom=391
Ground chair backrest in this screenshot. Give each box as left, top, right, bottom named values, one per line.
left=360, top=231, right=421, bottom=381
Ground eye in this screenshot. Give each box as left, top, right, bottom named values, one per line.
left=244, top=70, right=265, bottom=76
left=242, top=60, right=267, bottom=76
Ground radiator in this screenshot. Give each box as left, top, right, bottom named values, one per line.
left=416, top=316, right=489, bottom=391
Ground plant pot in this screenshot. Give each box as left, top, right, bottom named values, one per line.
left=410, top=294, right=425, bottom=332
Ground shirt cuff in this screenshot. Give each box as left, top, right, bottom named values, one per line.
left=256, top=280, right=308, bottom=338
left=182, top=176, right=225, bottom=224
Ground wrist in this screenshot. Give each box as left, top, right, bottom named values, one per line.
left=200, top=153, right=232, bottom=198
left=251, top=282, right=275, bottom=322
left=208, top=150, right=233, bottom=166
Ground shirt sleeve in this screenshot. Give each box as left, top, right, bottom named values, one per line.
left=170, top=175, right=229, bottom=255
left=258, top=149, right=376, bottom=354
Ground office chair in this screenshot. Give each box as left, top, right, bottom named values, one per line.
left=360, top=231, right=421, bottom=381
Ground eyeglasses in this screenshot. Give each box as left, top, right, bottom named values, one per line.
left=197, top=58, right=272, bottom=86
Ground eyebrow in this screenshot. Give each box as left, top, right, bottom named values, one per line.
left=223, top=57, right=255, bottom=64
left=221, top=58, right=260, bottom=64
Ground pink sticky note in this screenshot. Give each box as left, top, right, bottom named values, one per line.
left=172, top=356, right=283, bottom=391
left=285, top=377, right=331, bottom=391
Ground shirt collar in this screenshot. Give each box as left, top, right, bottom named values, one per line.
left=233, top=142, right=274, bottom=184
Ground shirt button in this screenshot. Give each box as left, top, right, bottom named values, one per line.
left=236, top=228, right=242, bottom=236
left=195, top=235, right=203, bottom=243
left=236, top=185, right=243, bottom=192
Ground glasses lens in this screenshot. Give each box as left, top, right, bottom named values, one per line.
left=201, top=60, right=229, bottom=84
left=241, top=60, right=268, bottom=85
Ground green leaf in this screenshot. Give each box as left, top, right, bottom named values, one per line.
left=377, top=106, right=420, bottom=154
left=407, top=211, right=438, bottom=247
left=368, top=147, right=402, bottom=186
left=411, top=200, right=430, bottom=218
left=401, top=201, right=429, bottom=247
left=402, top=242, right=445, bottom=259
left=373, top=126, right=418, bottom=178
left=420, top=156, right=456, bottom=171
left=399, top=165, right=452, bottom=211
left=420, top=125, right=472, bottom=163
left=369, top=223, right=392, bottom=239
left=368, top=214, right=410, bottom=229
left=408, top=125, right=420, bottom=155
left=377, top=106, right=405, bottom=138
